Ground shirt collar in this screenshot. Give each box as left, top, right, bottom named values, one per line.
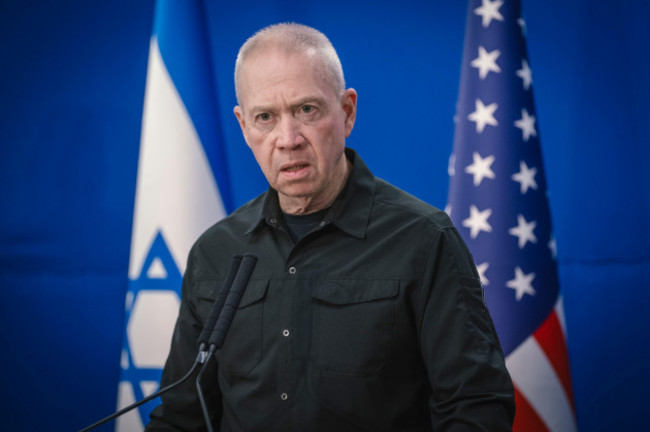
left=244, top=148, right=375, bottom=239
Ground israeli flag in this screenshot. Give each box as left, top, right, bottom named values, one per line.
left=115, top=1, right=231, bottom=430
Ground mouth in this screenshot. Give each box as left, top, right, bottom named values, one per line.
left=281, top=163, right=309, bottom=172
left=280, top=162, right=311, bottom=178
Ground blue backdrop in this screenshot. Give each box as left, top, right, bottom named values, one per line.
left=1, top=1, right=648, bottom=431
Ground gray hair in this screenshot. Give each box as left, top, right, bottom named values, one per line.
left=234, top=23, right=346, bottom=104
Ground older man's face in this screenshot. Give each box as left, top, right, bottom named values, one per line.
left=234, top=47, right=356, bottom=213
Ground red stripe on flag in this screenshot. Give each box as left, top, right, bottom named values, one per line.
left=533, top=310, right=575, bottom=410
left=513, top=385, right=548, bottom=432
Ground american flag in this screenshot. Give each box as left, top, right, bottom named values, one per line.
left=447, top=1, right=577, bottom=430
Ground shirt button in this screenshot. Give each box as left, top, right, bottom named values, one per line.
left=282, top=329, right=290, bottom=337
left=319, top=220, right=327, bottom=227
left=288, top=266, right=296, bottom=274
left=280, top=392, right=288, bottom=401
left=269, top=217, right=277, bottom=226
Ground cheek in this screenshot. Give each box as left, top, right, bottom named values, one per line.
left=321, top=122, right=346, bottom=154
left=248, top=140, right=277, bottom=176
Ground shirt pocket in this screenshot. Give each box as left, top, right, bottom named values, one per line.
left=310, top=279, right=399, bottom=376
left=197, top=279, right=269, bottom=376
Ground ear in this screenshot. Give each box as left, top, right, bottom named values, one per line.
left=233, top=105, right=250, bottom=146
left=341, top=89, right=357, bottom=138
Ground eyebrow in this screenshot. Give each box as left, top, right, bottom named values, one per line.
left=291, top=96, right=325, bottom=109
left=248, top=96, right=326, bottom=116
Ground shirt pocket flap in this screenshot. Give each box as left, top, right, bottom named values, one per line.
left=238, top=279, right=269, bottom=308
left=196, top=279, right=221, bottom=300
left=311, top=279, right=399, bottom=305
left=195, top=278, right=268, bottom=308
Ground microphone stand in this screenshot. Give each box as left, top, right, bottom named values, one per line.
left=79, top=348, right=209, bottom=432
left=196, top=350, right=216, bottom=432
left=79, top=254, right=251, bottom=432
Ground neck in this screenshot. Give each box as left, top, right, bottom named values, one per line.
left=279, top=157, right=352, bottom=215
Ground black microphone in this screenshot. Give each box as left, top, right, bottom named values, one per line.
left=79, top=254, right=246, bottom=432
left=196, top=253, right=258, bottom=432
left=197, top=254, right=243, bottom=355
left=208, top=253, right=259, bottom=351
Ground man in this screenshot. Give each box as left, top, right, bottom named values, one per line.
left=146, top=23, right=514, bottom=431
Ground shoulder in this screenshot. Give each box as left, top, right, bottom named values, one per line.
left=372, top=177, right=454, bottom=233
left=193, top=191, right=266, bottom=249
left=371, top=178, right=479, bottom=279
left=183, top=191, right=267, bottom=278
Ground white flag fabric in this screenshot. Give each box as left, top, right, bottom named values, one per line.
left=115, top=1, right=231, bottom=430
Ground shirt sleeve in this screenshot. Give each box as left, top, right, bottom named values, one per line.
left=145, top=245, right=223, bottom=432
left=417, top=227, right=516, bottom=431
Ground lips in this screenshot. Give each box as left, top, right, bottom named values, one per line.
left=280, top=161, right=310, bottom=172
left=282, top=164, right=308, bottom=172
left=279, top=161, right=311, bottom=179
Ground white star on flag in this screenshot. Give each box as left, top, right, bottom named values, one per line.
left=514, top=108, right=537, bottom=141
left=516, top=59, right=533, bottom=90
left=511, top=160, right=538, bottom=193
left=448, top=153, right=456, bottom=176
left=517, top=17, right=527, bottom=35
left=548, top=236, right=558, bottom=259
left=471, top=46, right=502, bottom=79
left=468, top=99, right=499, bottom=133
left=508, top=214, right=537, bottom=249
left=474, top=0, right=504, bottom=28
left=463, top=205, right=493, bottom=239
left=476, top=262, right=490, bottom=286
left=465, top=151, right=496, bottom=186
left=506, top=266, right=536, bottom=301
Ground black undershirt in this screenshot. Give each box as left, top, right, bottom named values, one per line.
left=282, top=208, right=329, bottom=243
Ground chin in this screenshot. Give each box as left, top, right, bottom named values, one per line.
left=276, top=182, right=318, bottom=198
left=282, top=190, right=314, bottom=199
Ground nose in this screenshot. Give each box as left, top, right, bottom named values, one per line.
left=276, top=115, right=305, bottom=150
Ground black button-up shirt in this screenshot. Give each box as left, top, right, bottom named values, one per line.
left=146, top=149, right=515, bottom=431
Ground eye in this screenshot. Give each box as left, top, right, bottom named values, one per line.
left=256, top=112, right=272, bottom=122
left=299, top=104, right=316, bottom=114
